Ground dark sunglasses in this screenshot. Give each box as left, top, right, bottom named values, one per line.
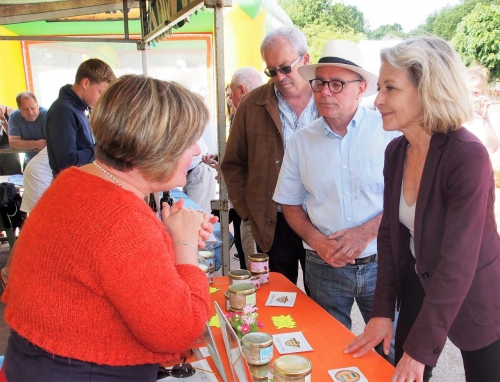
left=264, top=55, right=302, bottom=77
left=157, top=363, right=195, bottom=379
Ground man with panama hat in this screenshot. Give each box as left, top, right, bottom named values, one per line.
left=273, top=40, right=400, bottom=331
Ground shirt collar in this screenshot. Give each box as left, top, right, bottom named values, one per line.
left=322, top=105, right=364, bottom=137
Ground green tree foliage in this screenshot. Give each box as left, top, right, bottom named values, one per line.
left=417, top=0, right=500, bottom=41
left=452, top=3, right=500, bottom=80
left=278, top=0, right=366, bottom=62
left=368, top=24, right=406, bottom=40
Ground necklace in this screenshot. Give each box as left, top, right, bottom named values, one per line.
left=93, top=161, right=125, bottom=189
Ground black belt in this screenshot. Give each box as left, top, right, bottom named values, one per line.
left=307, top=250, right=377, bottom=265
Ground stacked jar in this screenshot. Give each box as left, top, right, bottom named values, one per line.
left=241, top=332, right=274, bottom=367
left=248, top=253, right=269, bottom=286
left=199, top=250, right=215, bottom=284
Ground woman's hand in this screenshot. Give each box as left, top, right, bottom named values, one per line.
left=161, top=199, right=218, bottom=264
left=391, top=352, right=425, bottom=382
left=344, top=317, right=393, bottom=358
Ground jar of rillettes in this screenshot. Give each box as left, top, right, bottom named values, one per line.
left=241, top=332, right=273, bottom=366
left=228, top=269, right=251, bottom=285
left=273, top=355, right=312, bottom=382
left=228, top=282, right=256, bottom=311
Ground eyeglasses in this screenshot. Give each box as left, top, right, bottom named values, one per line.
left=309, top=79, right=361, bottom=93
left=264, top=55, right=303, bottom=77
left=157, top=363, right=195, bottom=379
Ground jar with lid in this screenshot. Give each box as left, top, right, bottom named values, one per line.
left=273, top=355, right=312, bottom=382
left=241, top=332, right=273, bottom=365
left=248, top=253, right=269, bottom=273
left=228, top=283, right=256, bottom=311
left=228, top=269, right=251, bottom=285
left=248, top=363, right=272, bottom=381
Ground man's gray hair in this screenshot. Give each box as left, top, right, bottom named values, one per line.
left=231, top=67, right=263, bottom=93
left=260, top=26, right=309, bottom=59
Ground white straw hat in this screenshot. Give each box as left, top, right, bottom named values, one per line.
left=298, top=40, right=378, bottom=97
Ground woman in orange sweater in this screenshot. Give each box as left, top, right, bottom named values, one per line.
left=0, top=75, right=216, bottom=381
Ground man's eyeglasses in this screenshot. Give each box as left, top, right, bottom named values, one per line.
left=309, top=79, right=361, bottom=93
left=157, top=363, right=195, bottom=379
left=264, top=55, right=302, bottom=77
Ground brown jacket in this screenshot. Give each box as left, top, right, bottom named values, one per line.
left=221, top=81, right=284, bottom=252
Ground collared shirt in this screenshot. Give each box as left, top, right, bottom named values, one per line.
left=275, top=86, right=318, bottom=149
left=273, top=107, right=400, bottom=256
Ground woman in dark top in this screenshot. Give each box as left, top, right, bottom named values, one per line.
left=345, top=36, right=500, bottom=382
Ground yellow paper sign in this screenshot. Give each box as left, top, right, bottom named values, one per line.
left=271, top=314, right=297, bottom=329
left=208, top=314, right=221, bottom=328
left=209, top=287, right=220, bottom=294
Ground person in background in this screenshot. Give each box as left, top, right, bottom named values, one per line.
left=203, top=67, right=262, bottom=268
left=46, top=58, right=115, bottom=177
left=7, top=92, right=47, bottom=165
left=274, top=40, right=399, bottom=331
left=345, top=36, right=500, bottom=382
left=221, top=26, right=318, bottom=287
left=19, top=147, right=52, bottom=214
left=183, top=136, right=216, bottom=213
left=464, top=65, right=500, bottom=153
left=1, top=75, right=216, bottom=381
left=0, top=104, right=21, bottom=175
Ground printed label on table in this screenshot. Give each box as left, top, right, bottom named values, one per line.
left=328, top=366, right=368, bottom=382
left=272, top=331, right=313, bottom=354
left=265, top=291, right=297, bottom=307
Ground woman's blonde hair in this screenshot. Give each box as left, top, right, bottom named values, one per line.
left=380, top=36, right=472, bottom=134
left=91, top=75, right=209, bottom=182
left=466, top=65, right=490, bottom=95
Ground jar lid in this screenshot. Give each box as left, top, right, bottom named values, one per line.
left=228, top=269, right=251, bottom=279
left=248, top=253, right=269, bottom=262
left=273, top=355, right=312, bottom=377
left=248, top=363, right=272, bottom=380
left=241, top=332, right=273, bottom=348
left=228, top=282, right=255, bottom=294
left=198, top=250, right=214, bottom=259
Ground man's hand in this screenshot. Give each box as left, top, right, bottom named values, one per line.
left=328, top=225, right=373, bottom=264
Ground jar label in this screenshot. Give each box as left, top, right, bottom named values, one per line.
left=245, top=292, right=256, bottom=307
left=259, top=272, right=269, bottom=284
left=260, top=346, right=273, bottom=363
left=251, top=260, right=269, bottom=273
left=233, top=278, right=250, bottom=284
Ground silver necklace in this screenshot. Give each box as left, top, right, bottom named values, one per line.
left=93, top=161, right=125, bottom=189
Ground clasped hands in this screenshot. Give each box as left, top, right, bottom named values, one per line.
left=161, top=198, right=218, bottom=250
left=312, top=226, right=369, bottom=267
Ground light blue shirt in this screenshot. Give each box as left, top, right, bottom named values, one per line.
left=275, top=86, right=318, bottom=149
left=273, top=107, right=400, bottom=256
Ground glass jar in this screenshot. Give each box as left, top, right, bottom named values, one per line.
left=228, top=269, right=251, bottom=285
left=248, top=253, right=269, bottom=273
left=228, top=282, right=256, bottom=310
left=273, top=355, right=312, bottom=382
left=241, top=332, right=273, bottom=365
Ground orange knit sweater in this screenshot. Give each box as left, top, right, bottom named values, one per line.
left=2, top=167, right=210, bottom=366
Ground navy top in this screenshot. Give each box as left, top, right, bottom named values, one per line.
left=46, top=84, right=95, bottom=177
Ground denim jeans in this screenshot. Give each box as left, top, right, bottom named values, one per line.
left=305, top=250, right=377, bottom=330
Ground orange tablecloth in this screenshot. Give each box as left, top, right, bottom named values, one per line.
left=207, top=272, right=394, bottom=381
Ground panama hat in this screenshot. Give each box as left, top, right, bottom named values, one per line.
left=298, top=40, right=378, bottom=97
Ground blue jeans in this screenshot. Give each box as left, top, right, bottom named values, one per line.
left=305, top=251, right=377, bottom=330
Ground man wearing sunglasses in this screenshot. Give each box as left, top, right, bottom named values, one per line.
left=221, top=26, right=317, bottom=289
left=273, top=40, right=400, bottom=335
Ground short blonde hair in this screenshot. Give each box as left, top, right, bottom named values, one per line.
left=91, top=75, right=209, bottom=183
left=380, top=36, right=472, bottom=134
left=466, top=65, right=490, bottom=94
